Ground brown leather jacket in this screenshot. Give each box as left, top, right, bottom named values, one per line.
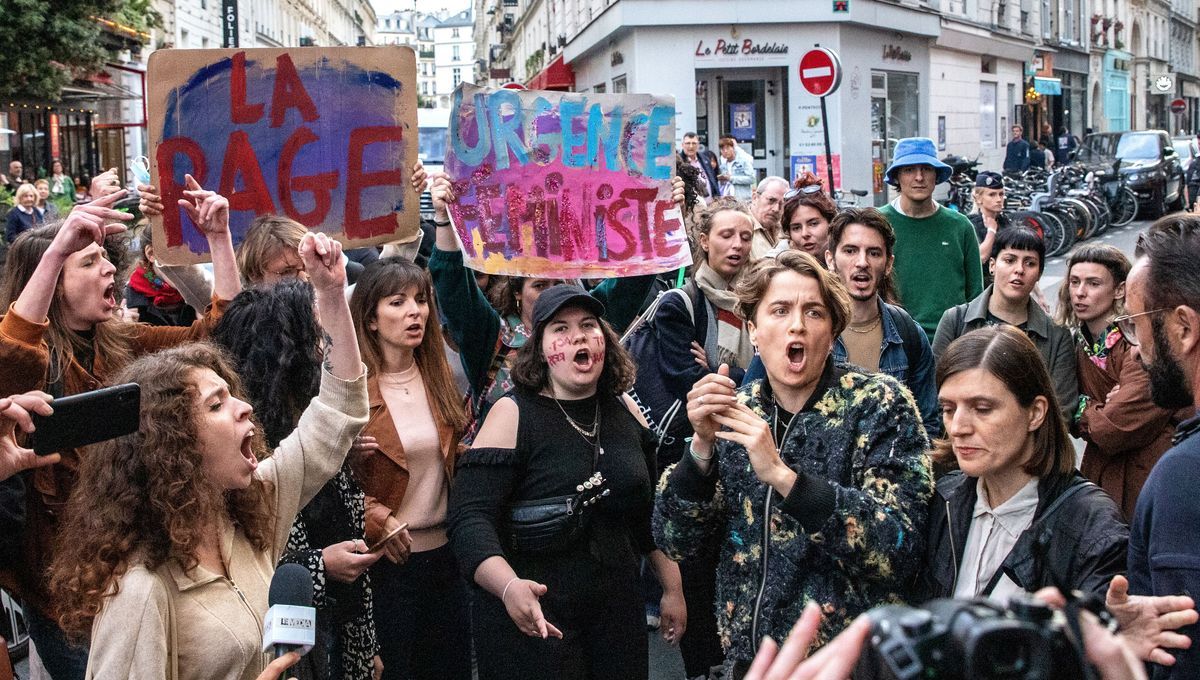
left=0, top=298, right=228, bottom=614
left=1076, top=336, right=1193, bottom=520
left=352, top=374, right=462, bottom=544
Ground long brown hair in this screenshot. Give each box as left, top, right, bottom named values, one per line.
left=931, top=325, right=1073, bottom=478
left=51, top=342, right=275, bottom=639
left=350, top=258, right=468, bottom=434
left=0, top=223, right=135, bottom=386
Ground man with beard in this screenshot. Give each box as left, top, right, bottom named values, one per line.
left=1123, top=214, right=1200, bottom=679
left=880, top=138, right=983, bottom=340
left=748, top=176, right=789, bottom=260
left=824, top=208, right=939, bottom=436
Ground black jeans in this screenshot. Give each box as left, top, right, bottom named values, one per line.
left=371, top=544, right=471, bottom=680
left=25, top=604, right=88, bottom=680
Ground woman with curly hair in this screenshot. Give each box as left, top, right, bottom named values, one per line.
left=212, top=280, right=396, bottom=680
left=347, top=258, right=469, bottom=680
left=0, top=184, right=239, bottom=679
left=49, top=232, right=368, bottom=680
left=448, top=284, right=684, bottom=680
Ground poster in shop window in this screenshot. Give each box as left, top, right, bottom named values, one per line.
left=146, top=46, right=421, bottom=265
left=443, top=82, right=689, bottom=278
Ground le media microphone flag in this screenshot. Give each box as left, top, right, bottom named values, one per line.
left=262, top=563, right=316, bottom=658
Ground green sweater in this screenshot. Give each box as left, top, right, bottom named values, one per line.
left=880, top=204, right=983, bottom=339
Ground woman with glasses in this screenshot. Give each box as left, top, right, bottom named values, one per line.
left=1056, top=244, right=1191, bottom=520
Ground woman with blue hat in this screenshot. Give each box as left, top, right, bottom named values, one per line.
left=879, top=137, right=983, bottom=341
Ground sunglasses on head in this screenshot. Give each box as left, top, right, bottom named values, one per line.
left=783, top=185, right=825, bottom=199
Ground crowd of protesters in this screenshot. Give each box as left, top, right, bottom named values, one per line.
left=0, top=130, right=1198, bottom=680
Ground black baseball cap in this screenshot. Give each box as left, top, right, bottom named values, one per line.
left=975, top=171, right=1004, bottom=189
left=531, top=284, right=606, bottom=329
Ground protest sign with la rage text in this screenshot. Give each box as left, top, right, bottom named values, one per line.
left=444, top=83, right=689, bottom=278
left=147, top=46, right=421, bottom=264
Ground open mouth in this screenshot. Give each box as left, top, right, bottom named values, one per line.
left=103, top=283, right=117, bottom=310
left=726, top=254, right=743, bottom=266
left=850, top=272, right=871, bottom=285
left=786, top=342, right=806, bottom=371
left=572, top=348, right=594, bottom=371
left=405, top=322, right=423, bottom=334
left=241, top=430, right=258, bottom=471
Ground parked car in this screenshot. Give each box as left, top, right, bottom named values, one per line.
left=1077, top=130, right=1187, bottom=217
left=1174, top=136, right=1198, bottom=174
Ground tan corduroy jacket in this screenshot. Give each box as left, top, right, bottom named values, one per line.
left=83, top=366, right=369, bottom=680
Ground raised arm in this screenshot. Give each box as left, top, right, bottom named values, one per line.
left=300, top=232, right=361, bottom=381
left=12, top=191, right=132, bottom=323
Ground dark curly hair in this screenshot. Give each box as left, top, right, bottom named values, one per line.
left=211, top=280, right=322, bottom=447
left=51, top=342, right=275, bottom=639
left=510, top=303, right=636, bottom=395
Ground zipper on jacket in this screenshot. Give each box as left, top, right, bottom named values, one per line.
left=228, top=577, right=265, bottom=640
left=945, top=499, right=959, bottom=595
left=750, top=408, right=798, bottom=651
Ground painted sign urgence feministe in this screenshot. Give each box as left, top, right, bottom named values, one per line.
left=444, top=82, right=689, bottom=278
left=146, top=46, right=421, bottom=265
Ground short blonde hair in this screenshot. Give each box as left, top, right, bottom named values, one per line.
left=735, top=249, right=851, bottom=337
left=14, top=183, right=37, bottom=202
left=236, top=215, right=307, bottom=284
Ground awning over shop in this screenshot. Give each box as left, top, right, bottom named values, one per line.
left=1034, top=77, right=1062, bottom=95
left=527, top=53, right=575, bottom=91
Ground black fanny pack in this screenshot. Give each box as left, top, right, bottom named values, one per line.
left=505, top=408, right=609, bottom=554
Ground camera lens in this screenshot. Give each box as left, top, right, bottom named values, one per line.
left=974, top=630, right=1032, bottom=679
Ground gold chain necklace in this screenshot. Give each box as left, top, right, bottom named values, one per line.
left=846, top=315, right=882, bottom=334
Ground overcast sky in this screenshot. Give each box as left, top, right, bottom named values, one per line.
left=376, top=0, right=471, bottom=14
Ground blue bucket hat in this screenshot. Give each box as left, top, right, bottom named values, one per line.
left=885, top=137, right=952, bottom=186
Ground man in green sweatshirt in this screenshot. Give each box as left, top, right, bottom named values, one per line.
left=879, top=137, right=983, bottom=339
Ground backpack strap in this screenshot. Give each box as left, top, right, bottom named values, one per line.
left=682, top=280, right=719, bottom=370
left=620, top=285, right=695, bottom=344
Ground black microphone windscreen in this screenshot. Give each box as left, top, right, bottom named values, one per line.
left=268, top=563, right=314, bottom=608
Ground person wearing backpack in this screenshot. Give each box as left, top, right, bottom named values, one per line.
left=919, top=325, right=1127, bottom=603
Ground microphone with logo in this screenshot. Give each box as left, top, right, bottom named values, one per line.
left=262, top=563, right=316, bottom=660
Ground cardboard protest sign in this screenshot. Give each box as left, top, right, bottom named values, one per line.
left=444, top=82, right=689, bottom=278
left=146, top=47, right=420, bottom=264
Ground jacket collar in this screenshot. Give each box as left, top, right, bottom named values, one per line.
left=742, top=356, right=840, bottom=418
left=962, top=285, right=1053, bottom=340
left=366, top=373, right=456, bottom=467
left=164, top=521, right=240, bottom=592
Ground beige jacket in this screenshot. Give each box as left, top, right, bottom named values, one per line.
left=749, top=216, right=780, bottom=261
left=84, top=366, right=369, bottom=680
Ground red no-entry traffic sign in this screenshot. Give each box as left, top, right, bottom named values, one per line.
left=1170, top=98, right=1187, bottom=114
left=799, top=48, right=842, bottom=98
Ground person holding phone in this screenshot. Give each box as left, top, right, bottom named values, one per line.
left=347, top=258, right=472, bottom=680
left=49, top=232, right=368, bottom=680
left=213, top=280, right=402, bottom=680
left=0, top=181, right=241, bottom=679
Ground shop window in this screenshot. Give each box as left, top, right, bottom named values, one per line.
left=594, top=83, right=606, bottom=93
left=981, top=82, right=998, bottom=148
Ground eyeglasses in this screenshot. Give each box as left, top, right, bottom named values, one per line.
left=1112, top=308, right=1169, bottom=346
left=783, top=185, right=825, bottom=200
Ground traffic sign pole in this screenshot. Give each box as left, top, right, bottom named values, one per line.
left=798, top=47, right=843, bottom=191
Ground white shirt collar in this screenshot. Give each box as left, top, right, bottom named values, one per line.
left=973, top=477, right=1040, bottom=538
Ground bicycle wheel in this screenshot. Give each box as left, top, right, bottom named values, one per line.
left=1074, top=195, right=1105, bottom=239
left=1042, top=207, right=1077, bottom=255
left=1059, top=198, right=1093, bottom=242
left=1010, top=210, right=1064, bottom=256
left=1109, top=187, right=1138, bottom=227
left=1086, top=194, right=1112, bottom=236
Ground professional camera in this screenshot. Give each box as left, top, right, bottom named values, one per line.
left=851, top=596, right=1094, bottom=680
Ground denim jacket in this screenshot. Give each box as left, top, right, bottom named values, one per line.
left=833, top=299, right=940, bottom=438
left=744, top=298, right=940, bottom=438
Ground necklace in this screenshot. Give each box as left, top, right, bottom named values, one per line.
left=847, top=315, right=882, bottom=334
left=553, top=395, right=599, bottom=439
left=380, top=362, right=419, bottom=395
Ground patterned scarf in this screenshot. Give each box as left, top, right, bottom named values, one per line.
left=693, top=262, right=755, bottom=369
left=1079, top=321, right=1122, bottom=371
left=128, top=264, right=184, bottom=308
